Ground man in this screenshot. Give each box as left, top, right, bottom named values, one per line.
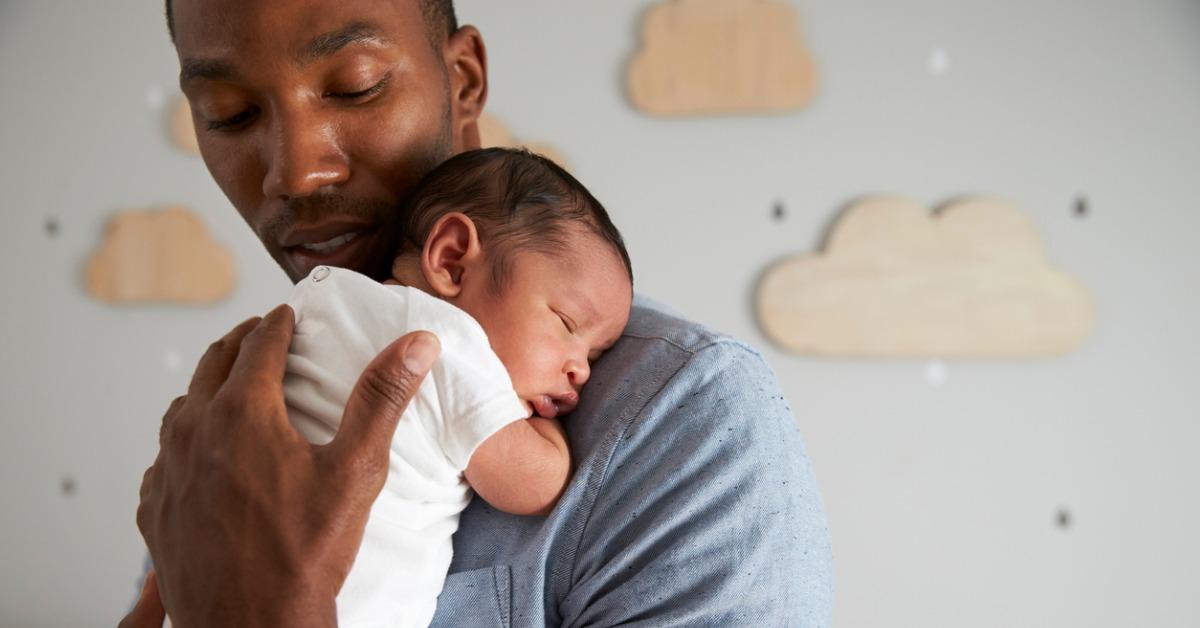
left=124, top=1, right=833, bottom=626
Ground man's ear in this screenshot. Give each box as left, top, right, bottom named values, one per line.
left=421, top=213, right=484, bottom=298
left=444, top=25, right=488, bottom=151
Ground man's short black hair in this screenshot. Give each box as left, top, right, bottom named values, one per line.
left=399, top=147, right=634, bottom=290
left=165, top=0, right=458, bottom=45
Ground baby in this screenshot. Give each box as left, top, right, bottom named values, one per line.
left=283, top=148, right=633, bottom=627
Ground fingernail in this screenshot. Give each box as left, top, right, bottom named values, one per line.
left=404, top=334, right=440, bottom=374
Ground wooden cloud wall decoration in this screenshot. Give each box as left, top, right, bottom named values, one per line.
left=170, top=96, right=200, bottom=155
left=756, top=197, right=1095, bottom=358
left=85, top=206, right=235, bottom=305
left=627, top=0, right=818, bottom=115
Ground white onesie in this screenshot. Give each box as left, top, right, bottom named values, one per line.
left=283, top=266, right=529, bottom=628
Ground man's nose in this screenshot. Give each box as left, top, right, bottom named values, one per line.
left=566, top=358, right=590, bottom=389
left=261, top=110, right=350, bottom=200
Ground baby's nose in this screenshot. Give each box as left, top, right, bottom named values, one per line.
left=566, top=359, right=590, bottom=388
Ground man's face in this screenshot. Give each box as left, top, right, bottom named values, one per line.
left=173, top=0, right=487, bottom=282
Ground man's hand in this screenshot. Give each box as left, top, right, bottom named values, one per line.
left=125, top=305, right=440, bottom=628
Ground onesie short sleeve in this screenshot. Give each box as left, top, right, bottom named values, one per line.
left=426, top=352, right=529, bottom=470
left=405, top=289, right=531, bottom=471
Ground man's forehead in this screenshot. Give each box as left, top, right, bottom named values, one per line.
left=180, top=21, right=392, bottom=83
left=172, top=0, right=422, bottom=59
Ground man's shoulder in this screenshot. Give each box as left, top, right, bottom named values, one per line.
left=570, top=294, right=787, bottom=453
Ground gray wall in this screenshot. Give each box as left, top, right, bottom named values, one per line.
left=2, top=1, right=1198, bottom=625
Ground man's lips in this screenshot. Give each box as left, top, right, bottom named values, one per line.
left=293, top=230, right=363, bottom=254
left=279, top=220, right=376, bottom=249
left=280, top=223, right=380, bottom=277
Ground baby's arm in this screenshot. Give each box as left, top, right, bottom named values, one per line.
left=464, top=416, right=571, bottom=516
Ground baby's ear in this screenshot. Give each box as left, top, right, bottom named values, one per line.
left=421, top=213, right=484, bottom=298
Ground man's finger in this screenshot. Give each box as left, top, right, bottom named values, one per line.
left=118, top=569, right=166, bottom=628
left=327, top=331, right=439, bottom=473
left=222, top=304, right=296, bottom=399
left=188, top=316, right=262, bottom=398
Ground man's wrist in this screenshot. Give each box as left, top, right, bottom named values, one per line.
left=167, top=578, right=338, bottom=628
left=255, top=578, right=339, bottom=628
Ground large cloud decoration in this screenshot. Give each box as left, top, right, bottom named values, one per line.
left=627, top=0, right=818, bottom=115
left=756, top=197, right=1095, bottom=358
left=86, top=206, right=235, bottom=304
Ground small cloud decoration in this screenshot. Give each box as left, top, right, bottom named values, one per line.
left=477, top=114, right=570, bottom=169
left=627, top=0, right=817, bottom=115
left=756, top=197, right=1095, bottom=358
left=85, top=206, right=235, bottom=305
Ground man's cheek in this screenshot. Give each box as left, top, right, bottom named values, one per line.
left=203, top=154, right=249, bottom=202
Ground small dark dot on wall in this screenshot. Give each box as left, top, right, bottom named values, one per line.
left=45, top=217, right=60, bottom=236
left=772, top=201, right=786, bottom=221
left=1073, top=196, right=1088, bottom=218
left=61, top=475, right=77, bottom=497
left=1055, top=507, right=1072, bottom=530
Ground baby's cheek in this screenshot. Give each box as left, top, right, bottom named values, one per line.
left=488, top=342, right=527, bottom=384
left=505, top=349, right=553, bottom=393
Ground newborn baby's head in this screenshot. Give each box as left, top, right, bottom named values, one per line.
left=389, top=148, right=633, bottom=419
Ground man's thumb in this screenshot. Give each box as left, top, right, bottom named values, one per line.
left=330, top=331, right=440, bottom=473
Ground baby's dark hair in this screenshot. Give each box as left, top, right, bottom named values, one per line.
left=399, top=147, right=633, bottom=290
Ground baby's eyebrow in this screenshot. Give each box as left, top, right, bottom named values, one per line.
left=573, top=293, right=601, bottom=325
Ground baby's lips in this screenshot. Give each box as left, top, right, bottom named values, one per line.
left=529, top=391, right=580, bottom=419
left=553, top=391, right=579, bottom=416
left=531, top=395, right=559, bottom=419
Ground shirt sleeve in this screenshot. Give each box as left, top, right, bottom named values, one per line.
left=557, top=341, right=834, bottom=627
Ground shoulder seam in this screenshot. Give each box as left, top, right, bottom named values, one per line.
left=619, top=331, right=760, bottom=359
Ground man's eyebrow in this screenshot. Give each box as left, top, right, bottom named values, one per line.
left=300, top=21, right=389, bottom=64
left=180, top=59, right=239, bottom=84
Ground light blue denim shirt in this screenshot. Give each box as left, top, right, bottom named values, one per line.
left=429, top=297, right=833, bottom=627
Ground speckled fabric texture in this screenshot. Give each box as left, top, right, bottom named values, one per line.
left=430, top=296, right=833, bottom=627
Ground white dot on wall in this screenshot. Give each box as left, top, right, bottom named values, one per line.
left=924, top=360, right=948, bottom=386
left=162, top=348, right=183, bottom=373
left=928, top=47, right=951, bottom=76
left=146, top=85, right=166, bottom=110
